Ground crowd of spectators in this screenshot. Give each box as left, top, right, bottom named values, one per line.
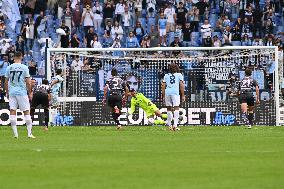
left=0, top=0, right=283, bottom=76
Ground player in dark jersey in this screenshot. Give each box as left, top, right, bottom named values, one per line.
left=30, top=79, right=51, bottom=131
left=238, top=69, right=260, bottom=129
left=103, top=69, right=129, bottom=129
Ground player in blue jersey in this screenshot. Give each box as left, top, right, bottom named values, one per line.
left=4, top=52, right=35, bottom=138
left=162, top=63, right=185, bottom=131
left=49, top=69, right=64, bottom=125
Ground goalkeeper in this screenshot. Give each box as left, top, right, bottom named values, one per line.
left=128, top=89, right=167, bottom=125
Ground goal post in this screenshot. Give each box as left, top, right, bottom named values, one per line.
left=46, top=46, right=280, bottom=126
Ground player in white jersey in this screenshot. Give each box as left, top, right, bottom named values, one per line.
left=162, top=63, right=185, bottom=131
left=49, top=69, right=64, bottom=125
left=4, top=52, right=35, bottom=138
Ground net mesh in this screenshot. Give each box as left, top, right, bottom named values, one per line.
left=48, top=47, right=278, bottom=126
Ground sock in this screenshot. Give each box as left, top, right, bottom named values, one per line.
left=50, top=108, right=57, bottom=125
left=173, top=110, right=179, bottom=128
left=161, top=113, right=168, bottom=119
left=10, top=115, right=18, bottom=137
left=112, top=112, right=121, bottom=125
left=25, top=115, right=33, bottom=137
left=44, top=108, right=49, bottom=127
left=248, top=112, right=254, bottom=125
left=166, top=111, right=173, bottom=126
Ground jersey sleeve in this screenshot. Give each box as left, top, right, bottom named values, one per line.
left=24, top=66, right=30, bottom=78
left=4, top=66, right=10, bottom=78
left=57, top=75, right=64, bottom=82
left=253, top=79, right=259, bottom=87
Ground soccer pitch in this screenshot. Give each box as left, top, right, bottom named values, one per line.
left=0, top=126, right=283, bottom=189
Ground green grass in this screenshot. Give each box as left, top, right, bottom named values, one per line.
left=0, top=126, right=283, bottom=189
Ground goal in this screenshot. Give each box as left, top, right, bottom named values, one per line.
left=46, top=46, right=281, bottom=126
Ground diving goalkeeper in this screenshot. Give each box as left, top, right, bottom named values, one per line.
left=128, top=89, right=167, bottom=125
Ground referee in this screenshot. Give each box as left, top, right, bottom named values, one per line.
left=30, top=79, right=51, bottom=131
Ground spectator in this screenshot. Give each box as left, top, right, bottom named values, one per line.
left=175, top=2, right=187, bottom=28
left=26, top=21, right=35, bottom=52
left=164, top=3, right=176, bottom=32
left=170, top=34, right=183, bottom=56
left=0, top=55, right=8, bottom=88
left=63, top=7, right=72, bottom=32
left=122, top=6, right=131, bottom=36
left=112, top=37, right=122, bottom=48
left=111, top=20, right=124, bottom=40
left=81, top=4, right=94, bottom=36
left=195, top=0, right=209, bottom=22
left=213, top=35, right=221, bottom=47
left=34, top=0, right=47, bottom=15
left=191, top=7, right=200, bottom=32
left=0, top=40, right=10, bottom=55
left=265, top=35, right=274, bottom=46
left=93, top=1, right=103, bottom=33
left=223, top=26, right=232, bottom=43
left=104, top=20, right=113, bottom=34
left=16, top=36, right=25, bottom=55
left=60, top=20, right=70, bottom=48
left=84, top=27, right=96, bottom=48
left=103, top=1, right=115, bottom=26
left=231, top=25, right=242, bottom=41
left=126, top=31, right=140, bottom=48
left=253, top=5, right=263, bottom=37
left=82, top=58, right=93, bottom=71
left=203, top=36, right=213, bottom=47
left=252, top=36, right=264, bottom=46
left=71, top=56, right=83, bottom=71
left=200, top=19, right=212, bottom=45
left=134, top=0, right=143, bottom=19
left=149, top=25, right=159, bottom=47
left=241, top=34, right=252, bottom=46
left=102, top=31, right=113, bottom=48
left=158, top=12, right=167, bottom=45
left=115, top=0, right=125, bottom=23
left=28, top=60, right=37, bottom=76
left=133, top=21, right=144, bottom=43
left=140, top=35, right=151, bottom=48
left=70, top=33, right=80, bottom=48
left=34, top=11, right=44, bottom=39
left=182, top=22, right=192, bottom=47
left=222, top=38, right=233, bottom=46
left=91, top=35, right=102, bottom=48
left=72, top=4, right=82, bottom=33
left=264, top=18, right=274, bottom=36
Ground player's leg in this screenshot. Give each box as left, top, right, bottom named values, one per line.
left=42, top=94, right=50, bottom=130
left=239, top=93, right=249, bottom=125
left=173, top=95, right=181, bottom=130
left=108, top=95, right=122, bottom=128
left=165, top=95, right=173, bottom=128
left=9, top=96, right=18, bottom=138
left=247, top=94, right=255, bottom=128
left=18, top=96, right=35, bottom=138
left=50, top=94, right=59, bottom=126
left=30, top=94, right=40, bottom=124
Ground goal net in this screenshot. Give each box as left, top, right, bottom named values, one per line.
left=46, top=46, right=280, bottom=126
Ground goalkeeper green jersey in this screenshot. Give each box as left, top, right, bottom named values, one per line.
left=129, top=93, right=158, bottom=117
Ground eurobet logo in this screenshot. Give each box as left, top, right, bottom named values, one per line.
left=0, top=109, right=44, bottom=125
left=119, top=108, right=236, bottom=125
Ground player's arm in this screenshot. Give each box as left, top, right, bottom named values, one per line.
left=103, top=82, right=109, bottom=103
left=180, top=80, right=185, bottom=102
left=26, top=77, right=32, bottom=99
left=161, top=81, right=166, bottom=101
left=50, top=79, right=59, bottom=87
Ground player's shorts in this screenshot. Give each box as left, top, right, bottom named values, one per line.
left=108, top=94, right=122, bottom=109
left=239, top=93, right=255, bottom=106
left=31, top=92, right=49, bottom=109
left=165, top=95, right=180, bottom=107
left=51, top=93, right=59, bottom=107
left=144, top=104, right=159, bottom=118
left=9, top=95, right=30, bottom=111
left=159, top=29, right=166, bottom=36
